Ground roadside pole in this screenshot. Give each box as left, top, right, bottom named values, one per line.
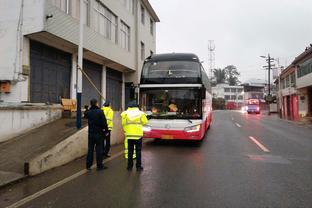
left=260, top=54, right=275, bottom=116
left=268, top=54, right=271, bottom=115
left=76, top=0, right=84, bottom=129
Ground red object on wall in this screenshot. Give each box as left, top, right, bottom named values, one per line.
left=292, top=95, right=299, bottom=121
left=0, top=82, right=11, bottom=93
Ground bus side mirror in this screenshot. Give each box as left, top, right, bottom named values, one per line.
left=201, top=88, right=206, bottom=99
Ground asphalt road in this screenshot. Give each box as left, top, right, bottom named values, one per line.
left=2, top=110, right=312, bottom=208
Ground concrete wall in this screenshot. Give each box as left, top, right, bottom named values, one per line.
left=0, top=0, right=44, bottom=81
left=28, top=112, right=125, bottom=176
left=297, top=73, right=312, bottom=89
left=0, top=104, right=63, bottom=143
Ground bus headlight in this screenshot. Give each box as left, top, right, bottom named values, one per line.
left=184, top=125, right=201, bottom=132
left=143, top=125, right=152, bottom=132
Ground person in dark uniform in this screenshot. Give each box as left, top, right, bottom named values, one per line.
left=85, top=99, right=108, bottom=170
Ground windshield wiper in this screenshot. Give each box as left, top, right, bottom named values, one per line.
left=187, top=119, right=193, bottom=124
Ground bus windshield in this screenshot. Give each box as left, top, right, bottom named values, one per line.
left=140, top=88, right=202, bottom=119
left=141, top=61, right=201, bottom=84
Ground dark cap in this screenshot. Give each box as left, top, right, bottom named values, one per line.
left=103, top=100, right=111, bottom=107
left=127, top=100, right=138, bottom=108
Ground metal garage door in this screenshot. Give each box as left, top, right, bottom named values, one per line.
left=82, top=60, right=102, bottom=106
left=30, top=41, right=71, bottom=103
left=106, top=68, right=123, bottom=111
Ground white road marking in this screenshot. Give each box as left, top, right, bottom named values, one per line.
left=235, top=123, right=242, bottom=128
left=231, top=117, right=234, bottom=121
left=6, top=151, right=125, bottom=208
left=249, top=136, right=270, bottom=153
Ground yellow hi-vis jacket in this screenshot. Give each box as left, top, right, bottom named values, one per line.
left=121, top=107, right=148, bottom=140
left=101, top=106, right=114, bottom=131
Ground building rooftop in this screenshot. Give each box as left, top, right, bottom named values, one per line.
left=142, top=0, right=160, bottom=22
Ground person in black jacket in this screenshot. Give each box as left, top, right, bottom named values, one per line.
left=85, top=98, right=108, bottom=170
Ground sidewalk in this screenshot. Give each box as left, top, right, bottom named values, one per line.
left=0, top=118, right=87, bottom=187
left=261, top=111, right=312, bottom=127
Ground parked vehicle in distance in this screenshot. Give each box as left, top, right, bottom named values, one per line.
left=246, top=99, right=260, bottom=114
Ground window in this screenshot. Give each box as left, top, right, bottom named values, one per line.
left=123, top=0, right=134, bottom=14
left=231, top=88, right=236, bottom=93
left=52, top=0, right=70, bottom=14
left=285, top=75, right=290, bottom=88
left=150, top=18, right=154, bottom=35
left=238, top=95, right=243, bottom=100
left=141, top=41, right=145, bottom=60
left=93, top=1, right=118, bottom=43
left=298, top=59, right=312, bottom=78
left=290, top=72, right=296, bottom=87
left=120, top=21, right=130, bottom=51
left=141, top=5, right=145, bottom=24
left=237, top=88, right=243, bottom=93
left=224, top=95, right=230, bottom=100
left=224, top=88, right=230, bottom=93
left=231, top=95, right=236, bottom=100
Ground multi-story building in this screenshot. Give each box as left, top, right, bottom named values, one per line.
left=276, top=45, right=312, bottom=121
left=212, top=84, right=244, bottom=109
left=0, top=0, right=159, bottom=142
left=241, top=79, right=266, bottom=102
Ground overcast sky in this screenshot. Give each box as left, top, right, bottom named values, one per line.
left=149, top=0, right=312, bottom=82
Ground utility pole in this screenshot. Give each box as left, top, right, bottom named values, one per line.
left=76, top=0, right=84, bottom=129
left=260, top=54, right=275, bottom=115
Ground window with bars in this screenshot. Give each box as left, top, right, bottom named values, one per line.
left=120, top=21, right=130, bottom=51
left=93, top=1, right=118, bottom=43
left=141, top=5, right=145, bottom=24
left=141, top=42, right=145, bottom=60
left=150, top=18, right=154, bottom=35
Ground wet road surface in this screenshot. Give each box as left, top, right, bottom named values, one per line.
left=1, top=110, right=312, bottom=208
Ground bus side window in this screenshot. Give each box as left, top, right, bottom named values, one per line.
left=202, top=88, right=206, bottom=99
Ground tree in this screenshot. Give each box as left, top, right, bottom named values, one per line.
left=224, top=65, right=240, bottom=86
left=213, top=68, right=226, bottom=84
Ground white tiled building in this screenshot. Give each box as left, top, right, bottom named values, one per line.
left=212, top=84, right=244, bottom=106
left=0, top=0, right=159, bottom=142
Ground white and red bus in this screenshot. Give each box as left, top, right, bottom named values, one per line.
left=139, top=53, right=212, bottom=140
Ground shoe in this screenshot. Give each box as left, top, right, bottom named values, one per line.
left=97, top=166, right=108, bottom=171
left=127, top=166, right=133, bottom=171
left=136, top=166, right=144, bottom=171
left=86, top=167, right=91, bottom=171
left=104, top=154, right=111, bottom=158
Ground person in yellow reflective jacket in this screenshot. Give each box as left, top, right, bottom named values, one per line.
left=101, top=100, right=114, bottom=158
left=121, top=100, right=148, bottom=171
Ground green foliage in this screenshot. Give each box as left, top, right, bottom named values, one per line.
left=213, top=68, right=226, bottom=84
left=212, top=97, right=226, bottom=110
left=212, top=65, right=241, bottom=86
left=224, top=65, right=240, bottom=86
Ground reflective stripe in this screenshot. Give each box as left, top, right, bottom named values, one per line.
left=125, top=117, right=143, bottom=125
left=126, top=135, right=143, bottom=137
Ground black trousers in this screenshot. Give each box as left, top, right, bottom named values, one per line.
left=86, top=133, right=104, bottom=169
left=103, top=130, right=111, bottom=155
left=128, top=138, right=142, bottom=168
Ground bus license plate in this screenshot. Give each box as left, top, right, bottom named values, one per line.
left=161, top=135, right=173, bottom=139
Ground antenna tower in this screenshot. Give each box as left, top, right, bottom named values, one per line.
left=208, top=40, right=215, bottom=78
